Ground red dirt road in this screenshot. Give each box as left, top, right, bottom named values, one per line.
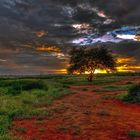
left=12, top=85, right=140, bottom=140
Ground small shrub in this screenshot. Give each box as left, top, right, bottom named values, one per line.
left=102, top=94, right=114, bottom=100
left=37, top=117, right=44, bottom=121
left=38, top=128, right=46, bottom=132
left=15, top=127, right=27, bottom=133
left=72, top=129, right=81, bottom=135
left=62, top=84, right=70, bottom=88
left=56, top=125, right=68, bottom=132
left=125, top=81, right=133, bottom=85
left=32, top=137, right=39, bottom=140
left=127, top=130, right=140, bottom=138
left=82, top=88, right=88, bottom=91
left=7, top=80, right=48, bottom=95
left=124, top=84, right=140, bottom=103
left=36, top=120, right=44, bottom=125
left=0, top=115, right=11, bottom=135
left=0, top=135, right=13, bottom=140
left=97, top=110, right=110, bottom=116
left=71, top=125, right=81, bottom=135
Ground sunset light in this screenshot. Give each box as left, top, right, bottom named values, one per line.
left=36, top=31, right=46, bottom=38
left=36, top=45, right=62, bottom=53
left=1, top=1, right=140, bottom=139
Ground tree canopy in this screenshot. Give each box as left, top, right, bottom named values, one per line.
left=68, top=47, right=116, bottom=81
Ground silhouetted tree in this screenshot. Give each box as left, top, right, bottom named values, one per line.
left=68, top=47, right=116, bottom=82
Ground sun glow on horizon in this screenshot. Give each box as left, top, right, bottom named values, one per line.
left=85, top=69, right=107, bottom=74
left=116, top=57, right=140, bottom=72
left=58, top=57, right=140, bottom=74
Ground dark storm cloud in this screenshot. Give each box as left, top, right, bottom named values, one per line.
left=0, top=0, right=140, bottom=74
left=0, top=47, right=68, bottom=75
left=53, top=0, right=140, bottom=27
left=2, top=0, right=139, bottom=45
left=93, top=0, right=140, bottom=25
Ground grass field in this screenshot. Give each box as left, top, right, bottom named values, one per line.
left=0, top=77, right=71, bottom=139
left=0, top=72, right=140, bottom=139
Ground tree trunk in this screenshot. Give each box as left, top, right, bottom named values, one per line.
left=87, top=72, right=94, bottom=82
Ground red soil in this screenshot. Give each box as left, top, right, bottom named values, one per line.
left=12, top=82, right=140, bottom=140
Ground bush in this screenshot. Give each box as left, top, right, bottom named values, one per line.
left=7, top=80, right=48, bottom=95
left=124, top=84, right=140, bottom=103
left=127, top=130, right=140, bottom=138
left=0, top=115, right=11, bottom=135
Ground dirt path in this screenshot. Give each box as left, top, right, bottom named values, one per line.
left=12, top=85, right=140, bottom=140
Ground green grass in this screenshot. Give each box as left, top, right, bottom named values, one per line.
left=0, top=79, right=48, bottom=95
left=116, top=93, right=128, bottom=100
left=0, top=78, right=71, bottom=139
left=94, top=84, right=134, bottom=92
left=123, top=84, right=140, bottom=104
left=0, top=73, right=139, bottom=139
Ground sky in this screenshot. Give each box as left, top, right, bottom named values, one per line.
left=0, top=0, right=140, bottom=75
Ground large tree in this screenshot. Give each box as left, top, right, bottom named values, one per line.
left=68, top=47, right=116, bottom=82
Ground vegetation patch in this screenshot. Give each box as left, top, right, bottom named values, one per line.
left=0, top=79, right=48, bottom=95
left=94, top=84, right=134, bottom=92
left=71, top=125, right=82, bottom=135
left=0, top=115, right=11, bottom=136
left=15, top=127, right=27, bottom=133
left=0, top=74, right=139, bottom=139
left=97, top=110, right=110, bottom=116
left=127, top=130, right=140, bottom=138
left=123, top=84, right=140, bottom=104
left=56, top=125, right=69, bottom=132
left=38, top=128, right=46, bottom=132
left=0, top=78, right=71, bottom=139
left=82, top=88, right=88, bottom=91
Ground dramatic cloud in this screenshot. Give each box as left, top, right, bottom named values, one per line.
left=0, top=0, right=140, bottom=74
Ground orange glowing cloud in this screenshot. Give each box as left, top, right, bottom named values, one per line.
left=35, top=45, right=67, bottom=59
left=116, top=57, right=140, bottom=72
left=134, top=35, right=140, bottom=41
left=116, top=57, right=135, bottom=64
left=36, top=45, right=62, bottom=53
left=55, top=69, right=67, bottom=74
left=36, top=31, right=46, bottom=38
